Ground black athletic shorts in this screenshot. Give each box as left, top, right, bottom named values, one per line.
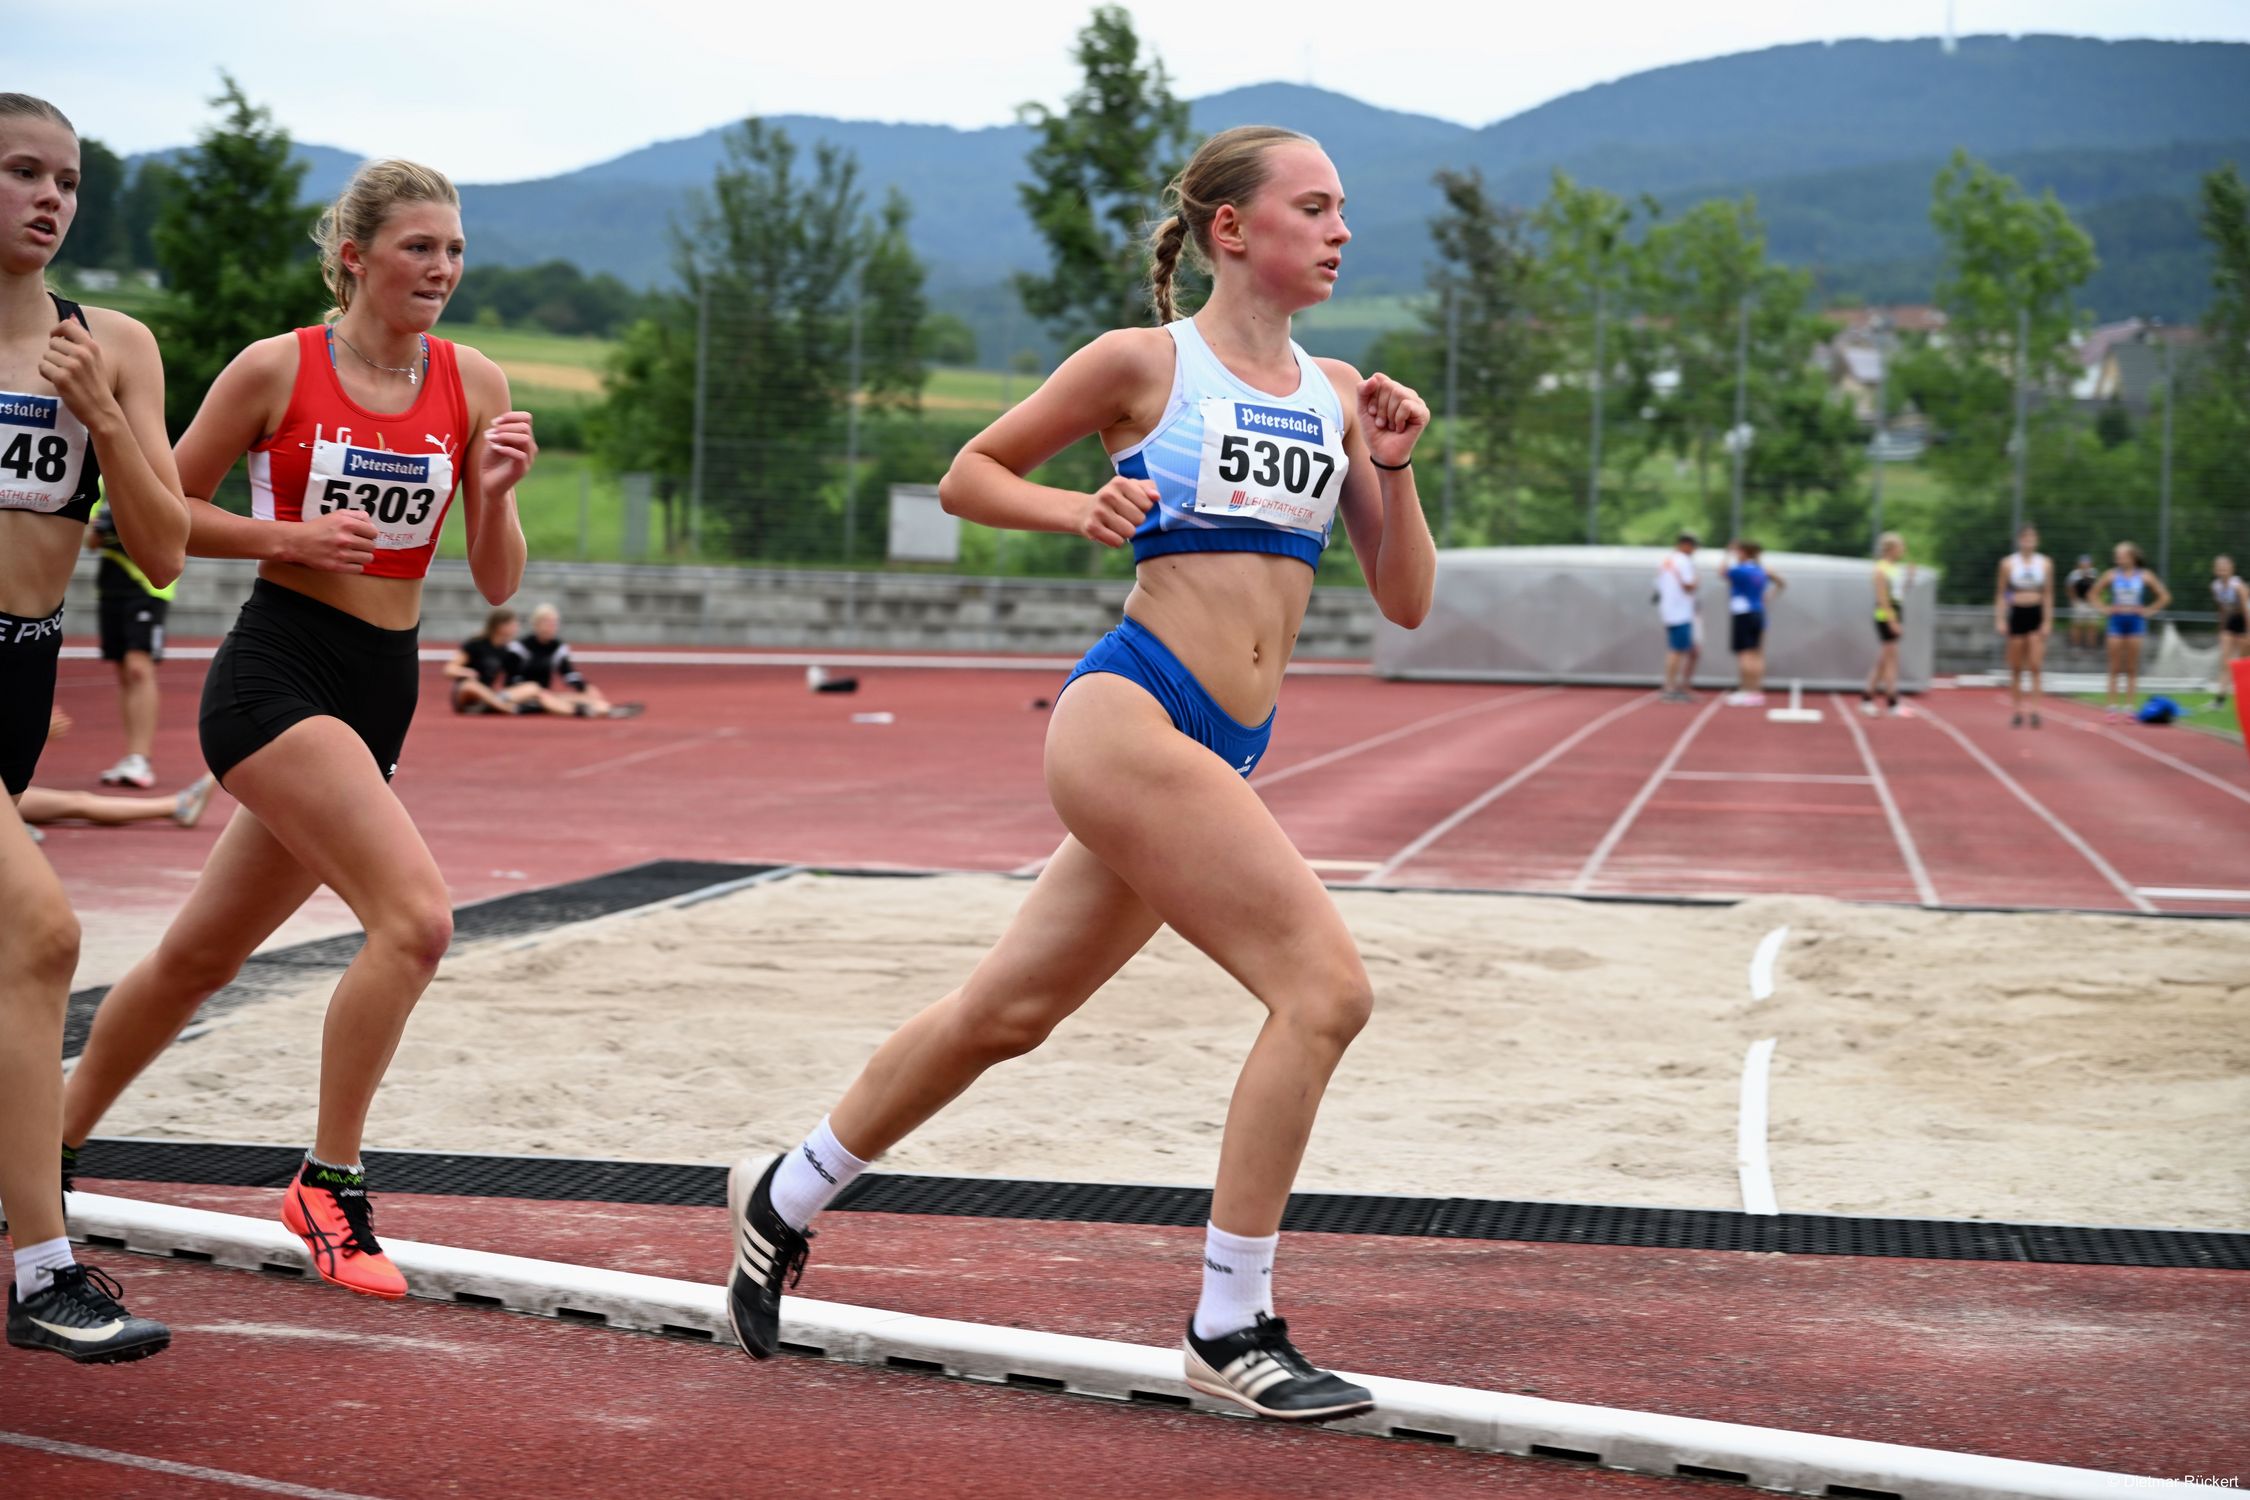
left=2226, top=613, right=2248, bottom=639
left=98, top=592, right=168, bottom=661
left=2006, top=603, right=2046, bottom=637
left=1874, top=616, right=1901, bottom=644
left=199, top=578, right=419, bottom=785
left=1729, top=611, right=1765, bottom=653
left=0, top=602, right=65, bottom=798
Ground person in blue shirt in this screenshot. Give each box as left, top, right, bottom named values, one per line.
left=1723, top=539, right=1786, bottom=707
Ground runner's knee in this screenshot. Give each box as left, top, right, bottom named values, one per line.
left=4, top=896, right=80, bottom=999
left=1277, top=966, right=1373, bottom=1053
left=951, top=988, right=1075, bottom=1063
left=368, top=896, right=453, bottom=976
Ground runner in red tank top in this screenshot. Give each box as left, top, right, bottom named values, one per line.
left=63, top=159, right=536, bottom=1303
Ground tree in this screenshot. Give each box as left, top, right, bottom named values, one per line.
left=859, top=188, right=929, bottom=414
left=1014, top=5, right=1194, bottom=350
left=1528, top=172, right=1655, bottom=542
left=1422, top=168, right=1544, bottom=544
left=916, top=312, right=979, bottom=367
left=600, top=118, right=932, bottom=560
left=120, top=159, right=180, bottom=269
left=1898, top=151, right=2096, bottom=587
left=55, top=138, right=125, bottom=270
left=1637, top=196, right=1860, bottom=543
left=151, top=76, right=325, bottom=432
left=587, top=305, right=696, bottom=549
left=2198, top=162, right=2249, bottom=402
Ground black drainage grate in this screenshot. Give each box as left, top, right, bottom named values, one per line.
left=74, top=1140, right=2250, bottom=1272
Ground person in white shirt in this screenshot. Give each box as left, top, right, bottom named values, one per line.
left=1656, top=530, right=1700, bottom=702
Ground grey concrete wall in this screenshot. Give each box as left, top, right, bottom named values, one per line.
left=63, top=555, right=1382, bottom=659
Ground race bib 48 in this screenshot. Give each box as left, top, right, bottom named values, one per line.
left=0, top=390, right=90, bottom=513
left=1193, top=397, right=1346, bottom=534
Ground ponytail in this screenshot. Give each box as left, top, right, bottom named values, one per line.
left=1147, top=214, right=1190, bottom=325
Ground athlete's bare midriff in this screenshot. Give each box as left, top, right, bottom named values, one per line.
left=0, top=510, right=82, bottom=616
left=1124, top=550, right=1313, bottom=724
left=256, top=560, right=425, bottom=631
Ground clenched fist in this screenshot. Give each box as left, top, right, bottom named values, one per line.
left=1358, top=373, right=1429, bottom=470
left=1080, top=476, right=1158, bottom=548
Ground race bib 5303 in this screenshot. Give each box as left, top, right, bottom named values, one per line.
left=1193, top=397, right=1346, bottom=533
left=301, top=431, right=455, bottom=550
left=0, top=390, right=89, bottom=513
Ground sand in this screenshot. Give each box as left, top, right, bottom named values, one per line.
left=85, top=873, right=2250, bottom=1231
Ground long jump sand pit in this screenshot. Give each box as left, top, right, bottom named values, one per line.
left=95, top=873, right=2249, bottom=1230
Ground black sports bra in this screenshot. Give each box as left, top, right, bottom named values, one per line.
left=0, top=294, right=103, bottom=526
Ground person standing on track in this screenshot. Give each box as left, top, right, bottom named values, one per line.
left=722, top=126, right=1433, bottom=1425
left=2065, top=553, right=2101, bottom=652
left=1656, top=530, right=1699, bottom=703
left=60, top=159, right=536, bottom=1302
left=1861, top=531, right=1912, bottom=717
left=1993, top=523, right=2053, bottom=729
left=0, top=93, right=184, bottom=1365
left=2210, top=555, right=2245, bottom=710
left=1722, top=539, right=1783, bottom=707
left=2094, top=541, right=2170, bottom=721
left=85, top=489, right=178, bottom=788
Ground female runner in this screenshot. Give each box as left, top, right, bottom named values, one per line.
left=724, top=126, right=1432, bottom=1423
left=2095, top=542, right=2171, bottom=721
left=1992, top=524, right=2052, bottom=728
left=1861, top=531, right=1912, bottom=716
left=0, top=93, right=184, bottom=1363
left=61, top=160, right=535, bottom=1300
left=2210, top=555, right=2245, bottom=710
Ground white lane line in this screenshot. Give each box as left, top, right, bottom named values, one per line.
left=1252, top=688, right=1559, bottom=790
left=1008, top=857, right=1049, bottom=878
left=1748, top=925, right=1790, bottom=1002
left=1304, top=858, right=1384, bottom=872
left=1831, top=694, right=1940, bottom=908
left=0, top=1430, right=390, bottom=1499
left=1668, top=770, right=1874, bottom=785
left=2070, top=720, right=2250, bottom=808
left=1915, top=704, right=2157, bottom=915
left=62, top=1191, right=2194, bottom=1498
left=1570, top=695, right=1724, bottom=893
left=1358, top=693, right=1657, bottom=885
left=557, top=726, right=739, bottom=782
left=1738, top=1037, right=1780, bottom=1216
left=2138, top=886, right=2250, bottom=902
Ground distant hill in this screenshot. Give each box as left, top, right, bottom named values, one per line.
left=129, top=36, right=2250, bottom=332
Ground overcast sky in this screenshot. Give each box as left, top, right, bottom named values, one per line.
left=26, top=1, right=2250, bottom=183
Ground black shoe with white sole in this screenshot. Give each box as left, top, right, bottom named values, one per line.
left=725, top=1152, right=812, bottom=1360
left=7, top=1265, right=171, bottom=1364
left=1184, top=1313, right=1375, bottom=1423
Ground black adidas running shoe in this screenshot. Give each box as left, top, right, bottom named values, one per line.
left=7, top=1264, right=171, bottom=1365
left=1184, top=1313, right=1375, bottom=1423
left=725, top=1152, right=812, bottom=1360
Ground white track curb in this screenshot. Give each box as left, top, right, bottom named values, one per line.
left=67, top=1192, right=2218, bottom=1499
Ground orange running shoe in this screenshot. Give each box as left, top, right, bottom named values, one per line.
left=281, top=1160, right=408, bottom=1300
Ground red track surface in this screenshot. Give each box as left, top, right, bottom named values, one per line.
left=2, top=1182, right=2239, bottom=1497
left=39, top=648, right=2250, bottom=919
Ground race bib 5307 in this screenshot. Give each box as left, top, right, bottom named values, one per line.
left=301, top=431, right=454, bottom=551
left=1193, top=397, right=1347, bottom=533
left=0, top=390, right=89, bottom=513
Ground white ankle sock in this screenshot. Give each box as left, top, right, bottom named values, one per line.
left=13, top=1235, right=75, bottom=1300
left=1192, top=1223, right=1277, bottom=1340
left=768, top=1117, right=869, bottom=1231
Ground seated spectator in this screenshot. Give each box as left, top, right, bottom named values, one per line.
left=447, top=607, right=542, bottom=715
left=509, top=604, right=640, bottom=719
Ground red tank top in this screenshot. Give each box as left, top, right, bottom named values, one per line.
left=245, top=326, right=471, bottom=581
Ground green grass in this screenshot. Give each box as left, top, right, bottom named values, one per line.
left=2070, top=688, right=2245, bottom=741
left=436, top=450, right=636, bottom=563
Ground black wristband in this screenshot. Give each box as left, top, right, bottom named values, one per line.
left=1370, top=456, right=1412, bottom=472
